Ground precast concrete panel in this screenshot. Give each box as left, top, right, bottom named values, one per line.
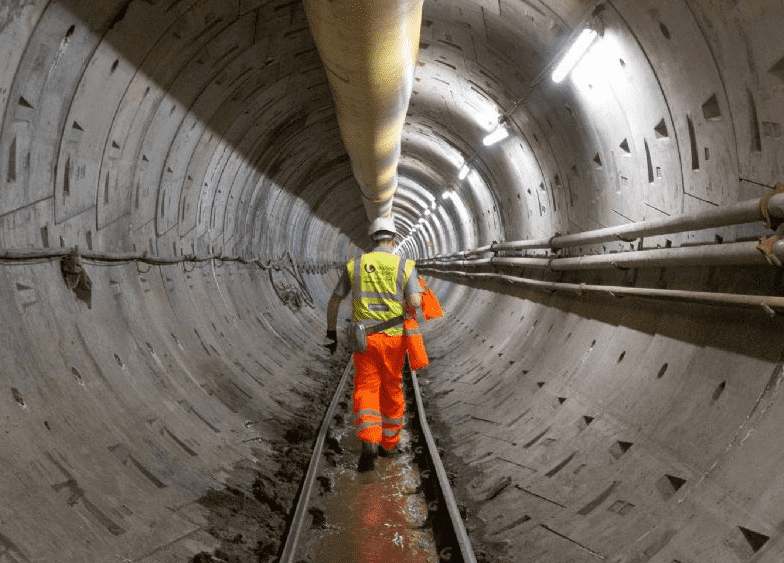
left=193, top=132, right=226, bottom=238
left=221, top=156, right=255, bottom=244
left=146, top=109, right=202, bottom=236
left=688, top=1, right=784, bottom=189
left=614, top=0, right=738, bottom=208
left=510, top=104, right=572, bottom=236
left=0, top=197, right=53, bottom=248
left=572, top=17, right=682, bottom=221
left=3, top=6, right=96, bottom=221
left=217, top=151, right=250, bottom=250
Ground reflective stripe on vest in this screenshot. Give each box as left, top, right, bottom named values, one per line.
left=347, top=252, right=415, bottom=336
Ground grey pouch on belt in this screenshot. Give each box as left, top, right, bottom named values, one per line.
left=346, top=322, right=368, bottom=353
left=345, top=315, right=405, bottom=353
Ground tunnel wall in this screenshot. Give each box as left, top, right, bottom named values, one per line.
left=0, top=0, right=783, bottom=562
left=0, top=1, right=354, bottom=561
left=422, top=281, right=784, bottom=562
left=412, top=1, right=784, bottom=562
left=0, top=255, right=340, bottom=561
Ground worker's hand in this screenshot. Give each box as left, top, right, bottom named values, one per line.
left=325, top=330, right=338, bottom=355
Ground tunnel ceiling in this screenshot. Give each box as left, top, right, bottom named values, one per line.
left=0, top=0, right=604, bottom=263
left=1, top=0, right=783, bottom=261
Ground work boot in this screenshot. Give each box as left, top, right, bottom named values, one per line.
left=377, top=445, right=398, bottom=458
left=357, top=441, right=377, bottom=472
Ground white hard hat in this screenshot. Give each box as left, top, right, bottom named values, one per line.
left=368, top=216, right=396, bottom=241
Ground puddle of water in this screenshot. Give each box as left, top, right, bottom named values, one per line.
left=314, top=429, right=438, bottom=563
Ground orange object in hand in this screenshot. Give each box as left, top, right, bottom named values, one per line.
left=404, top=310, right=429, bottom=370
left=418, top=278, right=443, bottom=320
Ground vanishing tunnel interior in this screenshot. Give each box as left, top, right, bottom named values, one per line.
left=1, top=0, right=784, bottom=562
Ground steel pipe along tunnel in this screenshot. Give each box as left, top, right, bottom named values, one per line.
left=1, top=0, right=784, bottom=562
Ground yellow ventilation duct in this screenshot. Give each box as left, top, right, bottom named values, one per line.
left=303, top=0, right=424, bottom=226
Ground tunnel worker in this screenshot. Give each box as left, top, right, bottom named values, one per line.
left=326, top=216, right=422, bottom=472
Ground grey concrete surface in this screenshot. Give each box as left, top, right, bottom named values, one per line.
left=0, top=0, right=783, bottom=561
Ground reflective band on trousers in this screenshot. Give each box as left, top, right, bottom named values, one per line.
left=347, top=251, right=415, bottom=336
left=354, top=409, right=381, bottom=421
left=356, top=420, right=382, bottom=433
left=382, top=415, right=403, bottom=438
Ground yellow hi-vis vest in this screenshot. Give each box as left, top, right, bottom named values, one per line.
left=347, top=251, right=415, bottom=336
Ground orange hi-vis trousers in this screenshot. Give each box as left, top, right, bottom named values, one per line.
left=352, top=333, right=407, bottom=450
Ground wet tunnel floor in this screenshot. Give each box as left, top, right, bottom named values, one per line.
left=295, top=395, right=439, bottom=562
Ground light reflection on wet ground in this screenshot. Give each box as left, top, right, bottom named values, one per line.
left=313, top=425, right=439, bottom=563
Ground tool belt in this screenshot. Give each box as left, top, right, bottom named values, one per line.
left=346, top=315, right=405, bottom=353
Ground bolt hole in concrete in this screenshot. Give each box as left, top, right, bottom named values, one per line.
left=11, top=387, right=25, bottom=407
left=580, top=416, right=595, bottom=429
left=712, top=381, right=727, bottom=402
left=656, top=474, right=687, bottom=500
left=739, top=526, right=770, bottom=553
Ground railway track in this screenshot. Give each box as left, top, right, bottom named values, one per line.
left=277, top=360, right=477, bottom=563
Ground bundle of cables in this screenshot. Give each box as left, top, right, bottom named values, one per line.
left=0, top=246, right=318, bottom=312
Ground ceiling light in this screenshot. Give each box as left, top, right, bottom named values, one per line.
left=552, top=28, right=598, bottom=83
left=458, top=163, right=470, bottom=180
left=483, top=127, right=508, bottom=146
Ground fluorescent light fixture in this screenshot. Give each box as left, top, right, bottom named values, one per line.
left=470, top=96, right=502, bottom=131
left=458, top=163, right=470, bottom=180
left=571, top=34, right=620, bottom=89
left=482, top=126, right=509, bottom=146
left=431, top=201, right=437, bottom=210
left=552, top=28, right=598, bottom=83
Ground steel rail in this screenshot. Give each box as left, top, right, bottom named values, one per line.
left=409, top=369, right=478, bottom=563
left=278, top=360, right=478, bottom=562
left=418, top=269, right=784, bottom=316
left=277, top=360, right=354, bottom=563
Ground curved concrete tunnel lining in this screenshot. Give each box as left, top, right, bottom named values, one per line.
left=0, top=0, right=784, bottom=562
